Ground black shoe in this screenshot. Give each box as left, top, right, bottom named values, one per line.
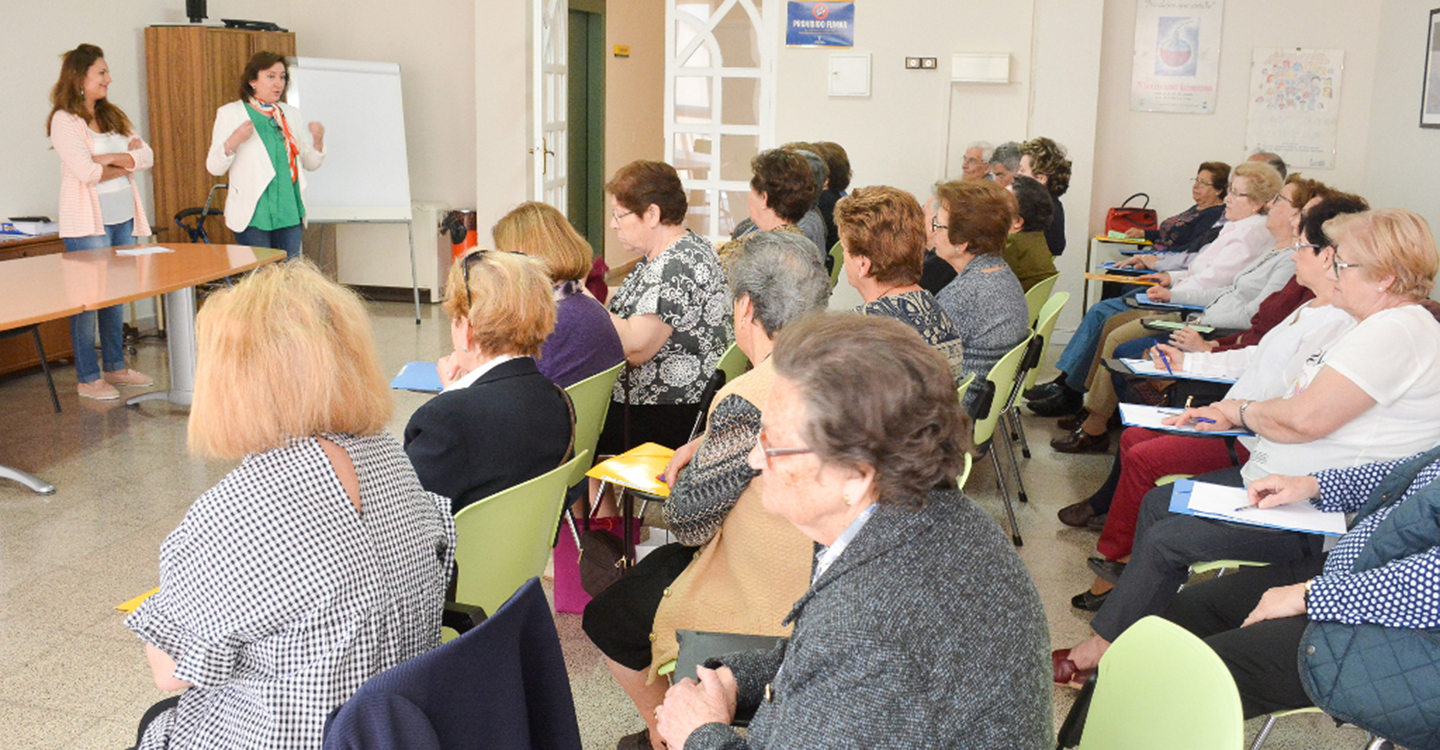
left=1028, top=388, right=1084, bottom=417
left=1024, top=382, right=1063, bottom=402
left=1057, top=408, right=1091, bottom=432
left=1071, top=588, right=1110, bottom=612
left=1086, top=556, right=1127, bottom=584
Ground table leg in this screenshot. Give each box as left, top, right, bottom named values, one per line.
left=0, top=465, right=56, bottom=495
left=127, top=286, right=197, bottom=407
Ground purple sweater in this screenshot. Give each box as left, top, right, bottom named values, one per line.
left=537, top=282, right=625, bottom=388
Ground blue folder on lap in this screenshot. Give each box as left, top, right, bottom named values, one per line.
left=391, top=361, right=442, bottom=393
left=1131, top=290, right=1205, bottom=313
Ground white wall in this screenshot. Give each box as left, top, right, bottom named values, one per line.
left=1364, top=0, right=1440, bottom=231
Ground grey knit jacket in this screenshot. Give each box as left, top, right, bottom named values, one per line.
left=686, top=489, right=1052, bottom=750
left=1171, top=246, right=1296, bottom=329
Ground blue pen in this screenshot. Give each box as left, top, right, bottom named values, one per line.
left=1158, top=408, right=1216, bottom=424
left=1157, top=348, right=1175, bottom=376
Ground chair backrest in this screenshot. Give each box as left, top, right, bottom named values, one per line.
left=1079, top=616, right=1244, bottom=750
left=827, top=241, right=845, bottom=289
left=716, top=342, right=750, bottom=385
left=971, top=334, right=1032, bottom=447
left=453, top=453, right=589, bottom=616
left=955, top=372, right=976, bottom=408
left=564, top=363, right=623, bottom=485
left=957, top=451, right=974, bottom=491
left=1021, top=291, right=1070, bottom=393
left=1025, top=273, right=1060, bottom=327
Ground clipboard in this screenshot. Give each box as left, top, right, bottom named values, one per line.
left=390, top=361, right=442, bottom=393
left=1168, top=479, right=1346, bottom=536
left=1118, top=403, right=1252, bottom=437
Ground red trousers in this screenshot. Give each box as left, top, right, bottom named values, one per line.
left=1096, top=428, right=1251, bottom=560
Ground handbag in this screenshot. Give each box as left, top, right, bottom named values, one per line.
left=578, top=521, right=628, bottom=597
left=1105, top=193, right=1158, bottom=235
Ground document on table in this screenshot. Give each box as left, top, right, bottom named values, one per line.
left=115, top=246, right=176, bottom=256
left=1118, top=403, right=1252, bottom=437
left=391, top=361, right=442, bottom=393
left=1168, top=479, right=1348, bottom=536
left=1119, top=358, right=1237, bottom=385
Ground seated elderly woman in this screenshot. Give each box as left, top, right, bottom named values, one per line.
left=1062, top=195, right=1366, bottom=608
left=1162, top=450, right=1440, bottom=747
left=810, top=140, right=852, bottom=252
left=652, top=312, right=1051, bottom=749
left=720, top=149, right=823, bottom=266
left=1017, top=136, right=1072, bottom=256
left=582, top=231, right=831, bottom=750
left=404, top=250, right=574, bottom=514
left=125, top=262, right=454, bottom=749
left=601, top=160, right=733, bottom=455
left=1120, top=161, right=1229, bottom=253
left=1003, top=175, right=1060, bottom=290
left=835, top=185, right=966, bottom=384
left=1055, top=208, right=1440, bottom=686
left=492, top=201, right=624, bottom=388
left=924, top=179, right=1030, bottom=411
left=1028, top=161, right=1283, bottom=417
left=1051, top=176, right=1332, bottom=454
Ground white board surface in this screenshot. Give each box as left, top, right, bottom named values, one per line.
left=287, top=57, right=412, bottom=222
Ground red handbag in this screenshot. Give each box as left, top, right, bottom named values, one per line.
left=1105, top=193, right=1158, bottom=234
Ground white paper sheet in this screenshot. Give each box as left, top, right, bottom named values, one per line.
left=1184, top=480, right=1348, bottom=536
left=115, top=246, right=176, bottom=257
left=1118, top=403, right=1251, bottom=436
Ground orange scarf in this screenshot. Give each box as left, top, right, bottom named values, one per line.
left=253, top=100, right=299, bottom=183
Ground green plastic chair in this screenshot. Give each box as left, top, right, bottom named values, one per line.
left=970, top=334, right=1032, bottom=546
left=828, top=241, right=844, bottom=290
left=957, top=451, right=974, bottom=492
left=1079, top=616, right=1244, bottom=750
left=1025, top=273, right=1060, bottom=328
left=452, top=452, right=589, bottom=617
left=716, top=343, right=750, bottom=385
left=955, top=374, right=975, bottom=490
left=1011, top=291, right=1070, bottom=459
left=564, top=363, right=624, bottom=486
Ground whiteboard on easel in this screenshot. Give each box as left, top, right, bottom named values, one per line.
left=287, top=57, right=413, bottom=222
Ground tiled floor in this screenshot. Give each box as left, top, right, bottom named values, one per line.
left=0, top=300, right=1376, bottom=749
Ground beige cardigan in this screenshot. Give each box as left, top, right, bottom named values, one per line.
left=647, top=357, right=814, bottom=681
left=49, top=110, right=153, bottom=239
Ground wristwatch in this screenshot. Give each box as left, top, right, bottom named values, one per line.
left=1303, top=578, right=1315, bottom=606
left=1238, top=399, right=1253, bottom=431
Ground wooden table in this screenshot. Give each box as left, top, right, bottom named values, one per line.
left=0, top=243, right=284, bottom=494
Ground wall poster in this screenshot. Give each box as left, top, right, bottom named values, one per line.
left=785, top=2, right=855, bottom=48
left=1245, top=48, right=1344, bottom=169
left=1130, top=0, right=1224, bottom=114
left=1420, top=8, right=1440, bottom=128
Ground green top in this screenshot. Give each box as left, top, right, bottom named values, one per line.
left=1001, top=232, right=1058, bottom=292
left=245, top=104, right=305, bottom=231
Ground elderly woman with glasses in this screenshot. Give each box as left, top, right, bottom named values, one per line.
left=1055, top=208, right=1440, bottom=687
left=1120, top=161, right=1230, bottom=253
left=601, top=160, right=732, bottom=456
left=653, top=312, right=1051, bottom=750
left=583, top=231, right=831, bottom=750
left=403, top=250, right=574, bottom=514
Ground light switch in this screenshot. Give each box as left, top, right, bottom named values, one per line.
left=829, top=53, right=871, bottom=97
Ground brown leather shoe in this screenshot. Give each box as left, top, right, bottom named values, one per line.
left=1056, top=408, right=1090, bottom=432
left=1057, top=500, right=1096, bottom=528
left=1051, top=428, right=1110, bottom=454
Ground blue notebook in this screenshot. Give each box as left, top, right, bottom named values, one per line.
left=1132, top=290, right=1205, bottom=312
left=390, top=361, right=442, bottom=393
left=1096, top=261, right=1151, bottom=276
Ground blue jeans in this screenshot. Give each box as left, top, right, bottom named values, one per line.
left=235, top=224, right=303, bottom=261
left=64, top=220, right=134, bottom=383
left=1115, top=336, right=1159, bottom=361
left=1055, top=297, right=1130, bottom=392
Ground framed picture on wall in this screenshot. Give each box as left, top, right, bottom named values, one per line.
left=1422, top=8, right=1440, bottom=127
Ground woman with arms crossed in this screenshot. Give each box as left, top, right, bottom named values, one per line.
left=47, top=44, right=155, bottom=400
left=207, top=52, right=325, bottom=260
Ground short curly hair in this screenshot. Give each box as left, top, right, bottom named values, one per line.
left=834, top=186, right=926, bottom=285
left=934, top=180, right=1013, bottom=257
left=751, top=149, right=817, bottom=224
left=772, top=312, right=971, bottom=509
left=1019, top=136, right=1071, bottom=198
left=810, top=141, right=852, bottom=193
left=606, top=160, right=688, bottom=226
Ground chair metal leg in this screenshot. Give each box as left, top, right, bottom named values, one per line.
left=1012, top=406, right=1032, bottom=459
left=30, top=327, right=60, bottom=414
left=1247, top=716, right=1280, bottom=750
left=1363, top=736, right=1393, bottom=750
left=997, top=409, right=1030, bottom=504
left=989, top=448, right=1022, bottom=546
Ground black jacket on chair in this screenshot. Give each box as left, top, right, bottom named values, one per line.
left=404, top=357, right=573, bottom=515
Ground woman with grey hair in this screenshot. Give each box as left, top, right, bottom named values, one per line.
left=655, top=312, right=1052, bottom=749
left=584, top=230, right=831, bottom=750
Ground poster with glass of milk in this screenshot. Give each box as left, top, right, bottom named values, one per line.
left=1130, top=0, right=1224, bottom=114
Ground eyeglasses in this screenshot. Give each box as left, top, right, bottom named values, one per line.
left=1193, top=179, right=1214, bottom=188
left=1294, top=242, right=1323, bottom=252
left=459, top=249, right=525, bottom=311
left=1327, top=254, right=1364, bottom=278
left=1271, top=193, right=1296, bottom=208
left=612, top=208, right=635, bottom=222
left=1227, top=191, right=1253, bottom=201
left=756, top=426, right=812, bottom=470
left=931, top=215, right=948, bottom=233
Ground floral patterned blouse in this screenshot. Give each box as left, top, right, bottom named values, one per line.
left=609, top=230, right=733, bottom=405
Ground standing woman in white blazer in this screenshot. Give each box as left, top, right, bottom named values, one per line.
left=207, top=52, right=325, bottom=261
left=47, top=43, right=155, bottom=401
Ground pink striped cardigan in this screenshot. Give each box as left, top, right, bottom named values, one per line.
left=49, top=110, right=153, bottom=239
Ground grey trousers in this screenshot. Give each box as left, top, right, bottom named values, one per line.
left=1090, top=467, right=1326, bottom=642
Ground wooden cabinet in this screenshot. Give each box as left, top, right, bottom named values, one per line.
left=144, top=26, right=296, bottom=245
left=0, top=236, right=73, bottom=376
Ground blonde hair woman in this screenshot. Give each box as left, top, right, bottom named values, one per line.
left=403, top=249, right=575, bottom=513
left=125, top=261, right=454, bottom=749
left=492, top=201, right=623, bottom=387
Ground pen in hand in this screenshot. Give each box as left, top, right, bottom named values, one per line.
left=1157, top=347, right=1175, bottom=376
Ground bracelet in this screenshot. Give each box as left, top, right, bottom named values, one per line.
left=1237, top=399, right=1253, bottom=431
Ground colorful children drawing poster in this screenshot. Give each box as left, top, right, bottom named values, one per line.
left=1246, top=48, right=1344, bottom=169
left=1131, top=0, right=1224, bottom=114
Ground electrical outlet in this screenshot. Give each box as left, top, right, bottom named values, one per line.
left=920, top=57, right=937, bottom=69
left=905, top=57, right=921, bottom=69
